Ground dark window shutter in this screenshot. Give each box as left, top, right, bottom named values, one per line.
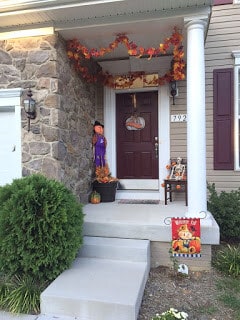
left=213, top=0, right=233, bottom=5
left=213, top=68, right=234, bottom=170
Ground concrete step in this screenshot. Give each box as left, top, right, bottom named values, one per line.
left=78, top=236, right=149, bottom=262
left=40, top=237, right=150, bottom=320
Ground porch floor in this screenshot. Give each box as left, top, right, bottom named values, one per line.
left=83, top=200, right=219, bottom=244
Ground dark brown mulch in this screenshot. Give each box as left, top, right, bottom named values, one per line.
left=138, top=265, right=236, bottom=320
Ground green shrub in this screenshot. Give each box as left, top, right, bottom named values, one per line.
left=0, top=273, right=46, bottom=314
left=0, top=174, right=84, bottom=283
left=213, top=244, right=240, bottom=277
left=207, top=183, right=240, bottom=241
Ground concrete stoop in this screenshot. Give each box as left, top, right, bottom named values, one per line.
left=40, top=236, right=150, bottom=320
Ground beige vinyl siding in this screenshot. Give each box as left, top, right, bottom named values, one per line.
left=170, top=80, right=187, bottom=160
left=205, top=3, right=240, bottom=193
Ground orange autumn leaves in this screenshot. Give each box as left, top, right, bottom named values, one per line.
left=95, top=165, right=118, bottom=183
left=67, top=27, right=185, bottom=87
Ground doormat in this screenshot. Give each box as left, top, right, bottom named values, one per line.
left=118, top=199, right=160, bottom=204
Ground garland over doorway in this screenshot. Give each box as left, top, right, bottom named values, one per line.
left=67, top=27, right=185, bottom=89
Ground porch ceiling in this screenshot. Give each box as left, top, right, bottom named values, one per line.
left=0, top=0, right=213, bottom=72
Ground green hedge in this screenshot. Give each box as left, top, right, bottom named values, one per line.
left=0, top=174, right=84, bottom=283
left=207, top=183, right=240, bottom=242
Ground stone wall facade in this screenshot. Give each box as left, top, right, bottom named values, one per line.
left=0, top=33, right=101, bottom=203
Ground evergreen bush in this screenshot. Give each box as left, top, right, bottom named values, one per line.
left=0, top=174, right=84, bottom=283
left=207, top=183, right=240, bottom=242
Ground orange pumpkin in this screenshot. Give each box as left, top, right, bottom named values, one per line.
left=176, top=184, right=181, bottom=190
left=90, top=191, right=101, bottom=204
left=172, top=240, right=183, bottom=252
left=189, top=239, right=201, bottom=253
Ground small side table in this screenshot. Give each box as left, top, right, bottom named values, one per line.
left=164, top=179, right=188, bottom=206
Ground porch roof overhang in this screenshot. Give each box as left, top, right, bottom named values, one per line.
left=0, top=0, right=213, bottom=73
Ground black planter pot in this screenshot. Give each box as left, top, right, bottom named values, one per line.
left=92, top=180, right=118, bottom=202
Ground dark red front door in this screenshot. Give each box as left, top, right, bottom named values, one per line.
left=116, top=91, right=158, bottom=179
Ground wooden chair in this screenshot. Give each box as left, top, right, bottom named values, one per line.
left=164, top=158, right=187, bottom=206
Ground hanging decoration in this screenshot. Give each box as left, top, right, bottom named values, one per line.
left=66, top=27, right=185, bottom=88
left=125, top=115, right=145, bottom=130
left=125, top=93, right=145, bottom=130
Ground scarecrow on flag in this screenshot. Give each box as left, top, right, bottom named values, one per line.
left=171, top=218, right=201, bottom=257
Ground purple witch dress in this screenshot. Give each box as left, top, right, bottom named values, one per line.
left=93, top=133, right=107, bottom=167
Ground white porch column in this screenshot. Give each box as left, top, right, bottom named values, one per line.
left=185, top=18, right=207, bottom=217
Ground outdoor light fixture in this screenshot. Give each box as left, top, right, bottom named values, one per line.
left=170, top=80, right=178, bottom=105
left=23, top=88, right=36, bottom=132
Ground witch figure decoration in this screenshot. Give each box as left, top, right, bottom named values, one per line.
left=92, top=121, right=117, bottom=183
left=92, top=121, right=107, bottom=168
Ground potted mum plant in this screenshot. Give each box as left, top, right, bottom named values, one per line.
left=92, top=165, right=118, bottom=202
left=92, top=121, right=118, bottom=202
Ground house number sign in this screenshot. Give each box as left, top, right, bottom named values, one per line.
left=171, top=114, right=187, bottom=122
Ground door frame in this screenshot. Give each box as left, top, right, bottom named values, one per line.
left=0, top=88, right=22, bottom=185
left=104, top=85, right=170, bottom=201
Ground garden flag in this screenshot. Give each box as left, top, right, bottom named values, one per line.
left=171, top=217, right=201, bottom=257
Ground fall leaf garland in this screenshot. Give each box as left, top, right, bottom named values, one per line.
left=67, top=27, right=185, bottom=87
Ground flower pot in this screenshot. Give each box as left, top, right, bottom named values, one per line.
left=92, top=180, right=118, bottom=202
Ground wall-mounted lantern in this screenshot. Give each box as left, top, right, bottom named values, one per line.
left=23, top=88, right=36, bottom=132
left=170, top=80, right=178, bottom=105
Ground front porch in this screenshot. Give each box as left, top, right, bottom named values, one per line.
left=40, top=197, right=219, bottom=319
left=83, top=199, right=220, bottom=271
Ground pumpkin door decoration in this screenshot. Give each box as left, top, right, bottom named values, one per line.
left=90, top=191, right=101, bottom=204
left=125, top=115, right=145, bottom=130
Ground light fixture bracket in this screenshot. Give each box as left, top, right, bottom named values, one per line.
left=170, top=80, right=178, bottom=105
left=23, top=88, right=36, bottom=132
